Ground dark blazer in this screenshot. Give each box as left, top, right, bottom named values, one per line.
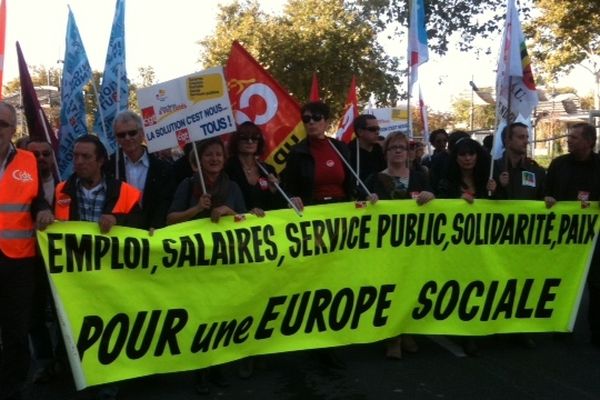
left=225, top=157, right=284, bottom=210
left=107, top=149, right=175, bottom=229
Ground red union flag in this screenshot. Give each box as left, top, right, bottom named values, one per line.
left=225, top=41, right=305, bottom=172
left=335, top=76, right=358, bottom=143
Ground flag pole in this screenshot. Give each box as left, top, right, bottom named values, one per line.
left=191, top=141, right=207, bottom=194
left=37, top=109, right=61, bottom=179
left=255, top=160, right=302, bottom=217
left=327, top=139, right=372, bottom=197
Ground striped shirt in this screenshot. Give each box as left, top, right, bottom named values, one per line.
left=76, top=179, right=107, bottom=222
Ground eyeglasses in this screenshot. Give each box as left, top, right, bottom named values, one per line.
left=32, top=150, right=52, bottom=158
left=302, top=114, right=324, bottom=123
left=0, top=120, right=13, bottom=128
left=362, top=126, right=380, bottom=133
left=387, top=145, right=407, bottom=152
left=239, top=134, right=261, bottom=142
left=115, top=129, right=139, bottom=139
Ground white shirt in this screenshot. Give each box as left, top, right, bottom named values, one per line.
left=42, top=175, right=56, bottom=206
left=124, top=150, right=149, bottom=194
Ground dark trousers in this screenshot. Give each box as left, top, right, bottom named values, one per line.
left=29, top=258, right=55, bottom=361
left=0, top=255, right=36, bottom=399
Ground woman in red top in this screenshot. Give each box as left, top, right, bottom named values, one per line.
left=281, top=101, right=356, bottom=209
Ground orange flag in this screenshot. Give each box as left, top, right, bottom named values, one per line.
left=335, top=76, right=359, bottom=143
left=225, top=41, right=306, bottom=172
left=309, top=72, right=320, bottom=101
left=0, top=0, right=6, bottom=100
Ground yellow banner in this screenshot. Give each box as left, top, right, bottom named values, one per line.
left=37, top=200, right=598, bottom=388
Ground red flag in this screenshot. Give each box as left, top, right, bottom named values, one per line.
left=0, top=0, right=6, bottom=99
left=309, top=72, right=320, bottom=101
left=225, top=41, right=305, bottom=172
left=17, top=41, right=59, bottom=152
left=335, top=76, right=359, bottom=144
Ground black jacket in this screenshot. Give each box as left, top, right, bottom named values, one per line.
left=281, top=138, right=357, bottom=205
left=493, top=153, right=546, bottom=200
left=107, top=149, right=175, bottom=229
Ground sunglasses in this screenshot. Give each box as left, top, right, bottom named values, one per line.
left=302, top=114, right=324, bottom=123
left=239, top=134, right=261, bottom=142
left=387, top=145, right=407, bottom=152
left=363, top=126, right=380, bottom=133
left=0, top=120, right=13, bottom=128
left=32, top=150, right=52, bottom=158
left=115, top=129, right=139, bottom=139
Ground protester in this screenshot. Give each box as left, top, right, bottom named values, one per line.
left=435, top=136, right=496, bottom=201
left=495, top=122, right=545, bottom=201
left=482, top=134, right=494, bottom=155
left=167, top=137, right=245, bottom=393
left=409, top=139, right=428, bottom=173
left=25, top=139, right=63, bottom=383
left=421, top=128, right=448, bottom=168
left=167, top=137, right=246, bottom=225
left=365, top=131, right=434, bottom=360
left=281, top=101, right=357, bottom=210
left=54, top=134, right=142, bottom=400
left=349, top=114, right=386, bottom=182
left=108, top=110, right=175, bottom=230
left=434, top=136, right=496, bottom=356
left=225, top=121, right=282, bottom=215
left=281, top=101, right=364, bottom=369
left=493, top=122, right=545, bottom=349
left=544, top=122, right=600, bottom=348
left=0, top=102, right=54, bottom=400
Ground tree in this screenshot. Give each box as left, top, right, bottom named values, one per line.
left=353, top=0, right=528, bottom=55
left=3, top=65, right=62, bottom=133
left=451, top=98, right=495, bottom=131
left=525, top=0, right=600, bottom=109
left=200, top=0, right=401, bottom=114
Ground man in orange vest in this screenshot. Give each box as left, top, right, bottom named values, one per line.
left=0, top=102, right=54, bottom=400
left=54, top=135, right=142, bottom=231
left=54, top=134, right=141, bottom=400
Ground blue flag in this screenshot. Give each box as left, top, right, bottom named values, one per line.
left=58, top=8, right=93, bottom=179
left=93, top=0, right=127, bottom=155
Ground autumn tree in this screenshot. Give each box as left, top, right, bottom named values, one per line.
left=525, top=0, right=600, bottom=109
left=451, top=98, right=495, bottom=132
left=200, top=0, right=401, bottom=114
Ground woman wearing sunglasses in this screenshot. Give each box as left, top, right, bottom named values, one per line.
left=281, top=101, right=355, bottom=210
left=225, top=121, right=282, bottom=216
left=365, top=131, right=433, bottom=359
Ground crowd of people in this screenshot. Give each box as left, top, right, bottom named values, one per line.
left=0, top=99, right=599, bottom=400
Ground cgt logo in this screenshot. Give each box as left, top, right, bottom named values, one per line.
left=233, top=83, right=278, bottom=125
left=12, top=169, right=33, bottom=183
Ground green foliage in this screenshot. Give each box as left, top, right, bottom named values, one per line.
left=452, top=97, right=495, bottom=131
left=353, top=0, right=520, bottom=55
left=199, top=0, right=401, bottom=114
left=526, top=0, right=600, bottom=77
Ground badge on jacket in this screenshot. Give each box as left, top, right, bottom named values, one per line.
left=522, top=171, right=536, bottom=187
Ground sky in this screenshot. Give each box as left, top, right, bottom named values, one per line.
left=3, top=0, right=593, bottom=113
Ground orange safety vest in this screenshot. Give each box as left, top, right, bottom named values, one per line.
left=0, top=150, right=39, bottom=258
left=54, top=180, right=141, bottom=221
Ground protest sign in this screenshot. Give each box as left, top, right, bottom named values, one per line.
left=364, top=108, right=409, bottom=137
left=37, top=200, right=598, bottom=388
left=137, top=67, right=236, bottom=153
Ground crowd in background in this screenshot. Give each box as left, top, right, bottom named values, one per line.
left=1, top=99, right=599, bottom=400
